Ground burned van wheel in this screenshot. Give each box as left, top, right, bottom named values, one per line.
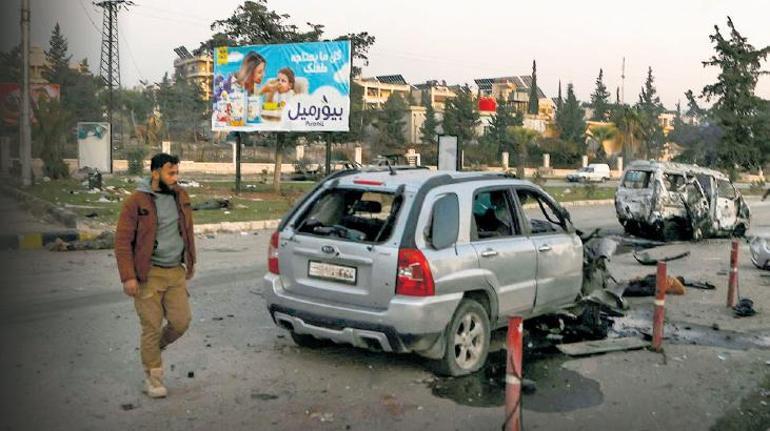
left=732, top=224, right=747, bottom=238
left=290, top=332, right=331, bottom=349
left=661, top=220, right=682, bottom=242
left=432, top=299, right=491, bottom=377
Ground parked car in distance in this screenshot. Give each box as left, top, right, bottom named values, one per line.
left=566, top=164, right=611, bottom=183
left=263, top=169, right=583, bottom=376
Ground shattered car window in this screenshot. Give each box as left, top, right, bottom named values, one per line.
left=664, top=173, right=686, bottom=192
left=516, top=189, right=567, bottom=234
left=472, top=189, right=518, bottom=239
left=716, top=179, right=737, bottom=199
left=295, top=188, right=402, bottom=243
left=621, top=170, right=652, bottom=189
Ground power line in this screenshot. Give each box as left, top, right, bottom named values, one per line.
left=118, top=19, right=145, bottom=83
left=77, top=0, right=101, bottom=34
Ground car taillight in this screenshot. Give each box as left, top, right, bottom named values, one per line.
left=396, top=248, right=434, bottom=296
left=268, top=231, right=280, bottom=274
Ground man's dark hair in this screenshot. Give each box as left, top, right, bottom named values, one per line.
left=150, top=153, right=179, bottom=171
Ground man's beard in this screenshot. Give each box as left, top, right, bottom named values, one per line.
left=158, top=179, right=174, bottom=194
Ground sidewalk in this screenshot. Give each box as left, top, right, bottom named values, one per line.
left=0, top=194, right=92, bottom=250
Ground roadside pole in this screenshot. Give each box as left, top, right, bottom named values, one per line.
left=504, top=316, right=523, bottom=431
left=727, top=240, right=739, bottom=308
left=652, top=262, right=667, bottom=352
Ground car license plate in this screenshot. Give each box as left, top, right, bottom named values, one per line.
left=308, top=261, right=357, bottom=284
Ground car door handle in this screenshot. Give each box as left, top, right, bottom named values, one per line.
left=480, top=249, right=498, bottom=258
left=538, top=244, right=552, bottom=253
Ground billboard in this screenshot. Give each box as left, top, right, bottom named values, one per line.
left=211, top=40, right=351, bottom=132
left=0, top=83, right=61, bottom=126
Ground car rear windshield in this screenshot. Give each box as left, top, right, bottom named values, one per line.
left=294, top=188, right=403, bottom=244
left=622, top=170, right=652, bottom=189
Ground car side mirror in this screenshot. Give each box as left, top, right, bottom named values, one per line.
left=429, top=194, right=459, bottom=250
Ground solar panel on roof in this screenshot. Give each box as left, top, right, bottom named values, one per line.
left=376, top=75, right=407, bottom=85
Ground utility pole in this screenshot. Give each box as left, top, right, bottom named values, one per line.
left=20, top=0, right=32, bottom=186
left=621, top=56, right=626, bottom=105
left=95, top=0, right=134, bottom=173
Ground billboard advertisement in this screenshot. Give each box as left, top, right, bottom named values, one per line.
left=211, top=40, right=351, bottom=132
left=0, top=83, right=61, bottom=126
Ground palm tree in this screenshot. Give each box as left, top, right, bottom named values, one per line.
left=588, top=125, right=618, bottom=158
left=507, top=126, right=540, bottom=178
left=613, top=107, right=645, bottom=161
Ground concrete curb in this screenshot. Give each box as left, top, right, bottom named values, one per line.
left=0, top=230, right=104, bottom=250
left=561, top=199, right=614, bottom=208
left=0, top=184, right=79, bottom=228
left=194, top=219, right=280, bottom=234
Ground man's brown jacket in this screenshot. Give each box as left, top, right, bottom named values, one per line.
left=115, top=185, right=196, bottom=283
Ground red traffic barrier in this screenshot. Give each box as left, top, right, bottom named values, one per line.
left=727, top=240, right=739, bottom=308
left=504, top=316, right=523, bottom=431
left=652, top=262, right=667, bottom=352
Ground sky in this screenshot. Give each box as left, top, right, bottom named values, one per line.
left=1, top=0, right=769, bottom=109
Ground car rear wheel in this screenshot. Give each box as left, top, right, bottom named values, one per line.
left=432, top=299, right=490, bottom=376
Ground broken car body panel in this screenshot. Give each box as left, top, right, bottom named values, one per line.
left=615, top=161, right=750, bottom=240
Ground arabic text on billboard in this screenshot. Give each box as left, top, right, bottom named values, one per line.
left=211, top=40, right=351, bottom=132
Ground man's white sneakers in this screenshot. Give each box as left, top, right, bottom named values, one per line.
left=144, top=368, right=168, bottom=398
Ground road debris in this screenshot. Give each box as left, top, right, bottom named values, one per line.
left=193, top=198, right=231, bottom=211
left=733, top=298, right=757, bottom=318
left=633, top=250, right=691, bottom=266
left=557, top=336, right=649, bottom=357
left=47, top=231, right=114, bottom=251
left=750, top=236, right=770, bottom=270
left=622, top=274, right=686, bottom=297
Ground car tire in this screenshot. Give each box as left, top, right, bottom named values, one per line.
left=732, top=224, right=747, bottom=238
left=290, top=332, right=331, bottom=349
left=431, top=299, right=491, bottom=377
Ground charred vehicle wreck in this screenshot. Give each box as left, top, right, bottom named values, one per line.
left=615, top=161, right=751, bottom=241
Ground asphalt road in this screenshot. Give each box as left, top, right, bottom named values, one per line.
left=1, top=200, right=768, bottom=431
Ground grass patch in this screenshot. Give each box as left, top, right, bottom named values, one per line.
left=23, top=175, right=315, bottom=226
left=543, top=185, right=615, bottom=202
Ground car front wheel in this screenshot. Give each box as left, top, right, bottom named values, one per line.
left=432, top=299, right=491, bottom=376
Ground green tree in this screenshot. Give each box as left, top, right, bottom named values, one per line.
left=483, top=97, right=521, bottom=154
left=442, top=85, right=479, bottom=147
left=556, top=80, right=563, bottom=111
left=698, top=17, right=770, bottom=168
left=590, top=68, right=611, bottom=121
left=635, top=67, right=665, bottom=158
left=156, top=72, right=207, bottom=143
left=419, top=91, right=439, bottom=146
left=0, top=45, right=21, bottom=82
left=43, top=24, right=104, bottom=125
left=556, top=83, right=586, bottom=148
left=32, top=97, right=71, bottom=179
left=374, top=92, right=407, bottom=152
left=528, top=60, right=539, bottom=115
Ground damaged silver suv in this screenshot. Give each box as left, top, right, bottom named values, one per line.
left=615, top=161, right=750, bottom=240
left=263, top=169, right=583, bottom=376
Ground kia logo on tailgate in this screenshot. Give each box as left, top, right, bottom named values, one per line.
left=321, top=245, right=336, bottom=255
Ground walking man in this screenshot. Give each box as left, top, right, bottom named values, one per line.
left=115, top=153, right=196, bottom=398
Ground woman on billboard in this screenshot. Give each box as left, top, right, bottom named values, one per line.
left=235, top=52, right=267, bottom=95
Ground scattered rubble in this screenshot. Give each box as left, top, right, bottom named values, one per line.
left=750, top=236, right=770, bottom=270
left=193, top=198, right=231, bottom=211
left=47, top=231, right=114, bottom=251
left=633, top=250, right=690, bottom=266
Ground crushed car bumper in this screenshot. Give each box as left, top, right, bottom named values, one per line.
left=263, top=273, right=460, bottom=351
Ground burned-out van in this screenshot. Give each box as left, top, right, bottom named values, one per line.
left=615, top=161, right=750, bottom=240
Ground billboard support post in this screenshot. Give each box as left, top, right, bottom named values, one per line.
left=235, top=132, right=242, bottom=195
left=325, top=133, right=331, bottom=175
